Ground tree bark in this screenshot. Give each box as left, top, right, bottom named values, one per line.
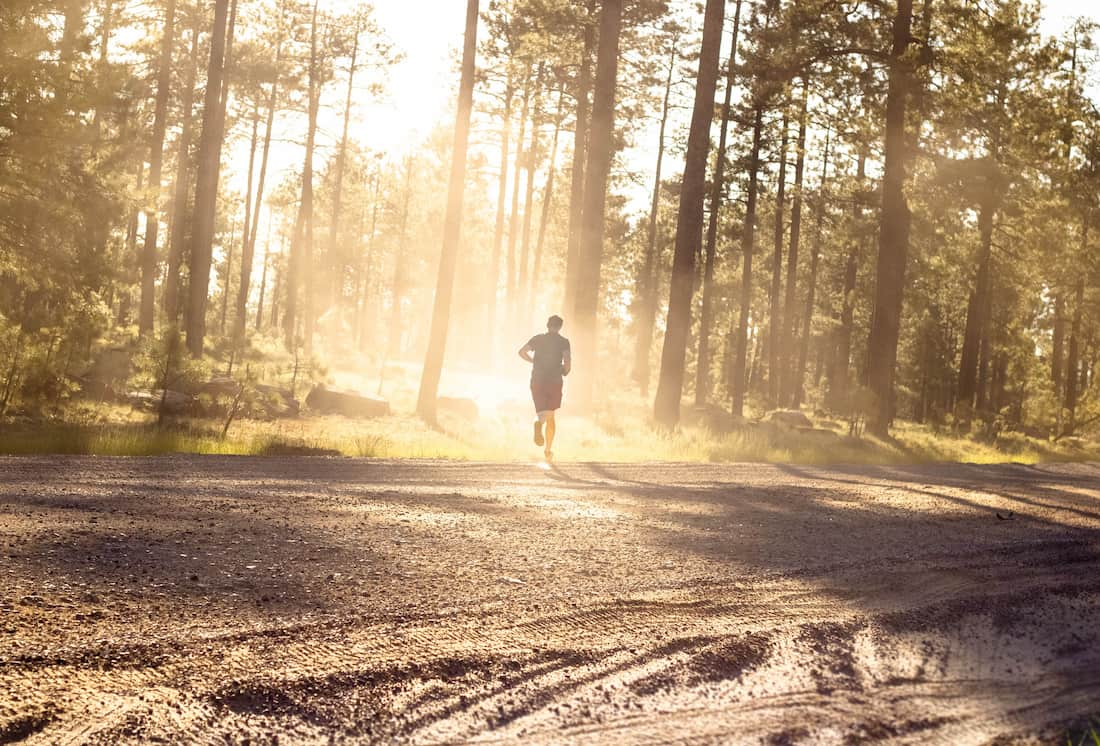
left=976, top=280, right=994, bottom=414
left=519, top=65, right=545, bottom=305
left=388, top=159, right=413, bottom=359
left=91, top=0, right=115, bottom=140
left=487, top=73, right=514, bottom=356
left=826, top=151, right=866, bottom=411
left=957, top=190, right=994, bottom=415
left=284, top=0, right=320, bottom=350
left=231, top=103, right=259, bottom=334
left=563, top=0, right=597, bottom=314
left=696, top=0, right=742, bottom=408
left=416, top=0, right=479, bottom=423
left=138, top=0, right=177, bottom=335
left=767, top=113, right=790, bottom=408
left=571, top=0, right=623, bottom=412
left=56, top=0, right=84, bottom=110
left=530, top=88, right=565, bottom=320
left=781, top=83, right=808, bottom=405
left=1063, top=220, right=1086, bottom=435
left=506, top=70, right=532, bottom=330
left=218, top=219, right=235, bottom=335
left=632, top=44, right=675, bottom=397
left=1052, top=293, right=1065, bottom=396
left=164, top=15, right=201, bottom=322
left=730, top=105, right=764, bottom=418
left=185, top=0, right=233, bottom=357
left=653, top=0, right=725, bottom=427
left=865, top=0, right=915, bottom=435
left=236, top=22, right=283, bottom=344
left=270, top=232, right=285, bottom=329
left=356, top=172, right=381, bottom=350
left=794, top=128, right=831, bottom=408
left=327, top=17, right=361, bottom=319
left=255, top=219, right=271, bottom=331
left=120, top=162, right=143, bottom=323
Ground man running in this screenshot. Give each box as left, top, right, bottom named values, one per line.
left=518, top=315, right=571, bottom=460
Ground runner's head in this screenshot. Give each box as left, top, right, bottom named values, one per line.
left=547, top=315, right=564, bottom=333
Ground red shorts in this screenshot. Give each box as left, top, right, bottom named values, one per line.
left=530, top=381, right=563, bottom=413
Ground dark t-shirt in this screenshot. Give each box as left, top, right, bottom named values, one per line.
left=526, top=332, right=571, bottom=384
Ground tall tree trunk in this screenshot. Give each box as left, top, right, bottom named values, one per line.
left=653, top=0, right=724, bottom=427
left=56, top=0, right=84, bottom=110
left=255, top=217, right=271, bottom=331
left=1053, top=27, right=1079, bottom=428
left=696, top=0, right=742, bottom=408
left=1052, top=293, right=1065, bottom=396
left=632, top=44, right=675, bottom=397
left=794, top=128, right=831, bottom=408
left=357, top=174, right=381, bottom=350
left=991, top=351, right=1007, bottom=415
left=120, top=163, right=144, bottom=322
left=826, top=151, right=866, bottom=411
left=351, top=211, right=366, bottom=348
left=563, top=0, right=597, bottom=313
left=1064, top=281, right=1084, bottom=435
left=284, top=0, right=320, bottom=350
left=218, top=220, right=235, bottom=334
left=730, top=105, right=764, bottom=417
left=185, top=0, right=233, bottom=357
left=767, top=114, right=790, bottom=408
left=90, top=0, right=114, bottom=138
left=506, top=69, right=532, bottom=330
left=865, top=0, right=915, bottom=435
left=976, top=269, right=995, bottom=413
left=487, top=74, right=514, bottom=357
left=915, top=318, right=933, bottom=422
left=217, top=0, right=238, bottom=122
left=138, top=0, right=176, bottom=335
left=327, top=18, right=361, bottom=319
left=230, top=102, right=259, bottom=333
left=781, top=83, right=808, bottom=404
left=571, top=0, right=623, bottom=412
left=1063, top=221, right=1086, bottom=436
left=530, top=89, right=565, bottom=319
left=519, top=65, right=545, bottom=305
left=416, top=0, right=479, bottom=423
left=164, top=15, right=201, bottom=322
left=235, top=24, right=282, bottom=344
left=388, top=159, right=413, bottom=359
left=271, top=232, right=285, bottom=329
left=958, top=191, right=994, bottom=415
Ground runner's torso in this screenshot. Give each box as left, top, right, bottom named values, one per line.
left=528, top=333, right=570, bottom=384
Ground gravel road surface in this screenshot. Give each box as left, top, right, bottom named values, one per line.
left=2, top=456, right=1099, bottom=744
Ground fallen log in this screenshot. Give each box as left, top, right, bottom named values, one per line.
left=305, top=386, right=390, bottom=419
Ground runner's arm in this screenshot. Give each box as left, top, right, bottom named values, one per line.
left=518, top=341, right=534, bottom=363
left=562, top=344, right=571, bottom=376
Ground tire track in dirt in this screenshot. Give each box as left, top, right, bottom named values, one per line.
left=12, top=554, right=1100, bottom=744
left=2, top=458, right=1099, bottom=743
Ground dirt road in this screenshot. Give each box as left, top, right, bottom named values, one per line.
left=2, top=456, right=1099, bottom=744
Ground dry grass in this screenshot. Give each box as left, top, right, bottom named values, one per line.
left=1, top=403, right=1096, bottom=465
left=2, top=361, right=1094, bottom=462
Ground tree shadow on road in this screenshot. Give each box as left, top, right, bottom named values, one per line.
left=5, top=457, right=1100, bottom=743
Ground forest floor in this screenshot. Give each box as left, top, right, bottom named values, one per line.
left=2, top=456, right=1099, bottom=744
left=2, top=406, right=1098, bottom=466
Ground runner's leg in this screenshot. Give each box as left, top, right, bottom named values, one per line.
left=532, top=384, right=545, bottom=446
left=534, top=410, right=546, bottom=446
left=544, top=411, right=556, bottom=458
